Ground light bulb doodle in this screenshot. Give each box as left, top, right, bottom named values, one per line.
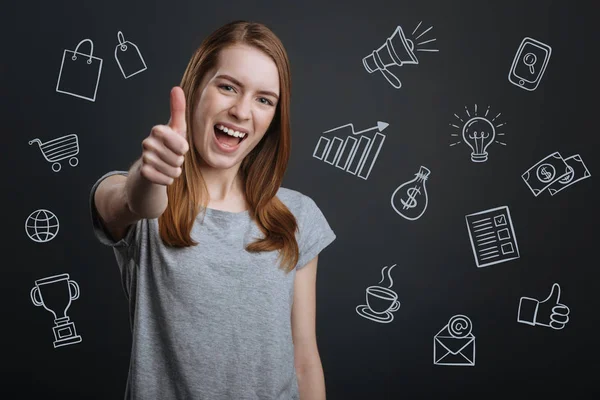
left=449, top=104, right=507, bottom=163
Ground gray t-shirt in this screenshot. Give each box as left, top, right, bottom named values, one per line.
left=89, top=170, right=337, bottom=400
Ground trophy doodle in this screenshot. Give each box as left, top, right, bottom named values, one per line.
left=30, top=273, right=82, bottom=348
left=391, top=166, right=430, bottom=220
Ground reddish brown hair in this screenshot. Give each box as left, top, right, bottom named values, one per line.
left=158, top=20, right=299, bottom=273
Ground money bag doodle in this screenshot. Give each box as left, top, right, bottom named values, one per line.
left=391, top=166, right=430, bottom=220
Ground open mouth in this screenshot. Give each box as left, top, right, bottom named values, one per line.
left=213, top=125, right=248, bottom=147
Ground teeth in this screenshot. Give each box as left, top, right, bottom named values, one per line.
left=216, top=124, right=246, bottom=138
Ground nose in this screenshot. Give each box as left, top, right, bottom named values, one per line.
left=229, top=95, right=252, bottom=121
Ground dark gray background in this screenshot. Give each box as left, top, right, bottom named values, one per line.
left=2, top=0, right=598, bottom=398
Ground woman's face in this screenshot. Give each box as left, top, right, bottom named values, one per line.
left=191, top=44, right=280, bottom=170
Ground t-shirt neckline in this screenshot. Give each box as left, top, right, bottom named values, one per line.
left=203, top=207, right=250, bottom=219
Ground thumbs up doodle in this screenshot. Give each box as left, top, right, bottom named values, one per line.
left=517, top=283, right=570, bottom=330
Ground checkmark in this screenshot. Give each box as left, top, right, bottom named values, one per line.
left=494, top=215, right=507, bottom=226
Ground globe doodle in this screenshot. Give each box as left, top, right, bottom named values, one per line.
left=25, top=209, right=59, bottom=243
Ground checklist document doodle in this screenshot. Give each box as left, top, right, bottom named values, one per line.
left=465, top=206, right=520, bottom=268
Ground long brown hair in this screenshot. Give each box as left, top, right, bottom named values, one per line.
left=157, top=20, right=299, bottom=273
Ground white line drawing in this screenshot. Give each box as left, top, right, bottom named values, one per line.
left=547, top=154, right=591, bottom=195
left=56, top=38, right=103, bottom=102
left=522, top=151, right=572, bottom=196
left=356, top=264, right=400, bottom=324
left=465, top=206, right=519, bottom=268
left=449, top=104, right=507, bottom=162
left=434, top=314, right=475, bottom=366
left=522, top=153, right=591, bottom=196
left=31, top=273, right=82, bottom=348
left=363, top=21, right=438, bottom=89
left=509, top=37, right=552, bottom=91
left=517, top=283, right=570, bottom=330
left=25, top=209, right=59, bottom=243
left=391, top=166, right=430, bottom=221
left=114, top=31, right=148, bottom=79
left=313, top=121, right=389, bottom=180
left=29, top=134, right=79, bottom=172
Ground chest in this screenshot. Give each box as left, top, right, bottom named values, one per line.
left=145, top=218, right=296, bottom=319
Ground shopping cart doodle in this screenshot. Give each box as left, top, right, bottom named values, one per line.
left=29, top=134, right=80, bottom=172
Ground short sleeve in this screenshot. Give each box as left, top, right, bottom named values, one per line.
left=89, top=170, right=146, bottom=300
left=89, top=170, right=138, bottom=249
left=295, top=195, right=336, bottom=270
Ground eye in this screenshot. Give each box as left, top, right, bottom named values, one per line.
left=218, top=84, right=235, bottom=92
left=219, top=84, right=274, bottom=106
left=259, top=97, right=274, bottom=106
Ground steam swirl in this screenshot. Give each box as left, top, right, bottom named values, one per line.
left=448, top=315, right=472, bottom=338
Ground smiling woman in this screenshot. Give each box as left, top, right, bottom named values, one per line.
left=90, top=20, right=336, bottom=400
left=188, top=44, right=281, bottom=165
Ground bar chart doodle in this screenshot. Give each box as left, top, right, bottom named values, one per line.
left=465, top=206, right=520, bottom=268
left=313, top=121, right=389, bottom=180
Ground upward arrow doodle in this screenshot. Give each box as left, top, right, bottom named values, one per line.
left=323, top=121, right=389, bottom=135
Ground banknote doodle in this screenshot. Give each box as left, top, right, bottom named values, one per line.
left=522, top=152, right=591, bottom=196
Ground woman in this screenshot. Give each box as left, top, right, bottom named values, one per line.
left=89, top=20, right=336, bottom=400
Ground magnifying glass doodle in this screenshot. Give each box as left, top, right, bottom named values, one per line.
left=523, top=52, right=537, bottom=74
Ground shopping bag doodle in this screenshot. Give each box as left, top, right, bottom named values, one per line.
left=56, top=38, right=103, bottom=102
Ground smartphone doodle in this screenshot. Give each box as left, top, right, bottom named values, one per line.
left=508, top=37, right=552, bottom=91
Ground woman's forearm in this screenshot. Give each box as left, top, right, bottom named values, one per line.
left=296, top=362, right=326, bottom=400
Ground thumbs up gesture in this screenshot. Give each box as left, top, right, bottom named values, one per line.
left=517, top=283, right=570, bottom=330
left=140, top=86, right=190, bottom=186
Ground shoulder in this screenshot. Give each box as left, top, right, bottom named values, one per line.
left=276, top=187, right=337, bottom=268
left=275, top=186, right=316, bottom=217
left=275, top=186, right=332, bottom=230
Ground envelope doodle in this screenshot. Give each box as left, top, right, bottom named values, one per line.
left=433, top=314, right=475, bottom=366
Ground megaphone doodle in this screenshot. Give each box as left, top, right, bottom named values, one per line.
left=363, top=22, right=438, bottom=89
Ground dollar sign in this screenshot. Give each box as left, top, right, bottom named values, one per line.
left=401, top=186, right=420, bottom=209
left=540, top=167, right=552, bottom=180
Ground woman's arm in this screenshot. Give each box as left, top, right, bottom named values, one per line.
left=94, top=158, right=168, bottom=242
left=292, top=255, right=326, bottom=400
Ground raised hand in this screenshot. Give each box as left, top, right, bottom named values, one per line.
left=140, top=86, right=190, bottom=186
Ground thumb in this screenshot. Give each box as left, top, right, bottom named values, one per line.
left=168, top=86, right=187, bottom=136
left=541, top=283, right=561, bottom=305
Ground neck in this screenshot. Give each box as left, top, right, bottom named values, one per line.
left=198, top=160, right=245, bottom=204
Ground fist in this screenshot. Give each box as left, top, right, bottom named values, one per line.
left=140, top=86, right=190, bottom=186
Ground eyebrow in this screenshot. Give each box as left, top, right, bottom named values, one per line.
left=215, top=74, right=279, bottom=101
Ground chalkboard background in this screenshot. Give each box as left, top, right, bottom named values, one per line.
left=3, top=0, right=598, bottom=398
